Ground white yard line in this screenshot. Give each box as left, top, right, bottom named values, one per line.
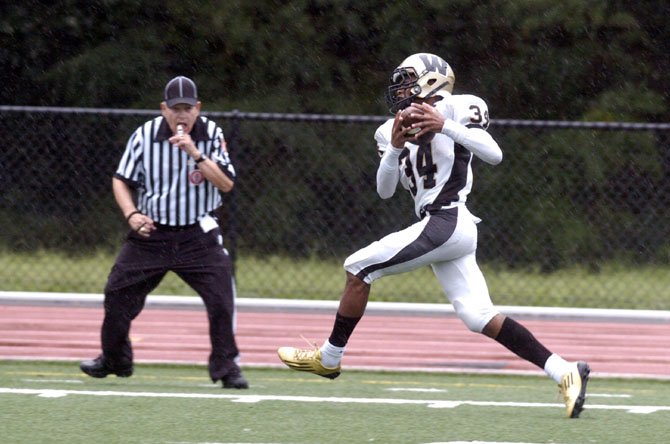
left=0, top=387, right=668, bottom=414
left=20, top=378, right=83, bottom=384
left=588, top=393, right=632, bottom=398
left=387, top=387, right=449, bottom=393
left=430, top=442, right=544, bottom=444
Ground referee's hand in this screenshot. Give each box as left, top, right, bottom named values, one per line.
left=169, top=132, right=197, bottom=157
left=128, top=213, right=156, bottom=237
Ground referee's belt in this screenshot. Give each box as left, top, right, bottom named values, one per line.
left=154, top=222, right=199, bottom=232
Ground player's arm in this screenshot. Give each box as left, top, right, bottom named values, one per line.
left=375, top=118, right=403, bottom=199
left=412, top=99, right=503, bottom=165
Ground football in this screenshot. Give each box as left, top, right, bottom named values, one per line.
left=400, top=106, right=435, bottom=142
left=400, top=107, right=423, bottom=135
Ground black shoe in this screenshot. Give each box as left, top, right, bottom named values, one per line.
left=222, top=369, right=249, bottom=389
left=80, top=356, right=133, bottom=378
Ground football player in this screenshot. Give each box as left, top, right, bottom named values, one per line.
left=278, top=53, right=590, bottom=418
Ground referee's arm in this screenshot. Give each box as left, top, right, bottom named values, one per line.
left=112, top=177, right=140, bottom=219
left=112, top=177, right=155, bottom=235
left=193, top=155, right=234, bottom=192
left=170, top=133, right=234, bottom=193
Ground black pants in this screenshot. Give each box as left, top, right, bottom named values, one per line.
left=101, top=225, right=240, bottom=381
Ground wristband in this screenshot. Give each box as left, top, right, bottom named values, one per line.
left=125, top=210, right=141, bottom=222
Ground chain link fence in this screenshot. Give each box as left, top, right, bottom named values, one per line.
left=1, top=106, right=669, bottom=309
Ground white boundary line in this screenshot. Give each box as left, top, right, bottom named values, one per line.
left=1, top=291, right=669, bottom=322
left=0, top=387, right=669, bottom=414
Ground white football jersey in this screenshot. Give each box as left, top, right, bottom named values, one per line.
left=375, top=94, right=494, bottom=219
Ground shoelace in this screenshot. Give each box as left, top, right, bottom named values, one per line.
left=292, top=334, right=320, bottom=359
left=299, top=334, right=318, bottom=348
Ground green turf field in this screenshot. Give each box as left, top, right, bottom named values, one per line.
left=1, top=361, right=668, bottom=443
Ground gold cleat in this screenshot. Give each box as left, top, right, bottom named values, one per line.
left=277, top=346, right=341, bottom=379
left=559, top=361, right=591, bottom=418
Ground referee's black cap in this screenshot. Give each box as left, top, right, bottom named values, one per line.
left=164, top=76, right=198, bottom=107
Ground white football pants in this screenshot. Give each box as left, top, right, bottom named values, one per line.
left=343, top=205, right=498, bottom=333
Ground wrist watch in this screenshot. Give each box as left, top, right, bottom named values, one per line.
left=195, top=153, right=207, bottom=163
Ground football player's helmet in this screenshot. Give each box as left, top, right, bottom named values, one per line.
left=385, top=53, right=455, bottom=113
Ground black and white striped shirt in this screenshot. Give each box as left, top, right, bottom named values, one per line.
left=114, top=116, right=235, bottom=226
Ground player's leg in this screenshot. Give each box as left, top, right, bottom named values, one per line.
left=277, top=271, right=368, bottom=379
left=279, top=209, right=462, bottom=377
left=81, top=234, right=167, bottom=378
left=432, top=253, right=590, bottom=418
left=318, top=271, right=370, bottom=368
left=431, top=254, right=553, bottom=363
left=488, top=313, right=590, bottom=418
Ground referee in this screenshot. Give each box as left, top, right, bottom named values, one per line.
left=80, top=76, right=248, bottom=389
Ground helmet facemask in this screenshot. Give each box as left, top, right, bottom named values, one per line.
left=385, top=68, right=421, bottom=114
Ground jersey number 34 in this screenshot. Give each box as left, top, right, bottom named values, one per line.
left=402, top=144, right=436, bottom=196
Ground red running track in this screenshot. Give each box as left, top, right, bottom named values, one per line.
left=1, top=304, right=669, bottom=379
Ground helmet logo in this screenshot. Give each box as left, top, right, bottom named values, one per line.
left=420, top=54, right=450, bottom=75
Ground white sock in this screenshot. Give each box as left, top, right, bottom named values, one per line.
left=544, top=353, right=573, bottom=384
left=320, top=340, right=345, bottom=368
